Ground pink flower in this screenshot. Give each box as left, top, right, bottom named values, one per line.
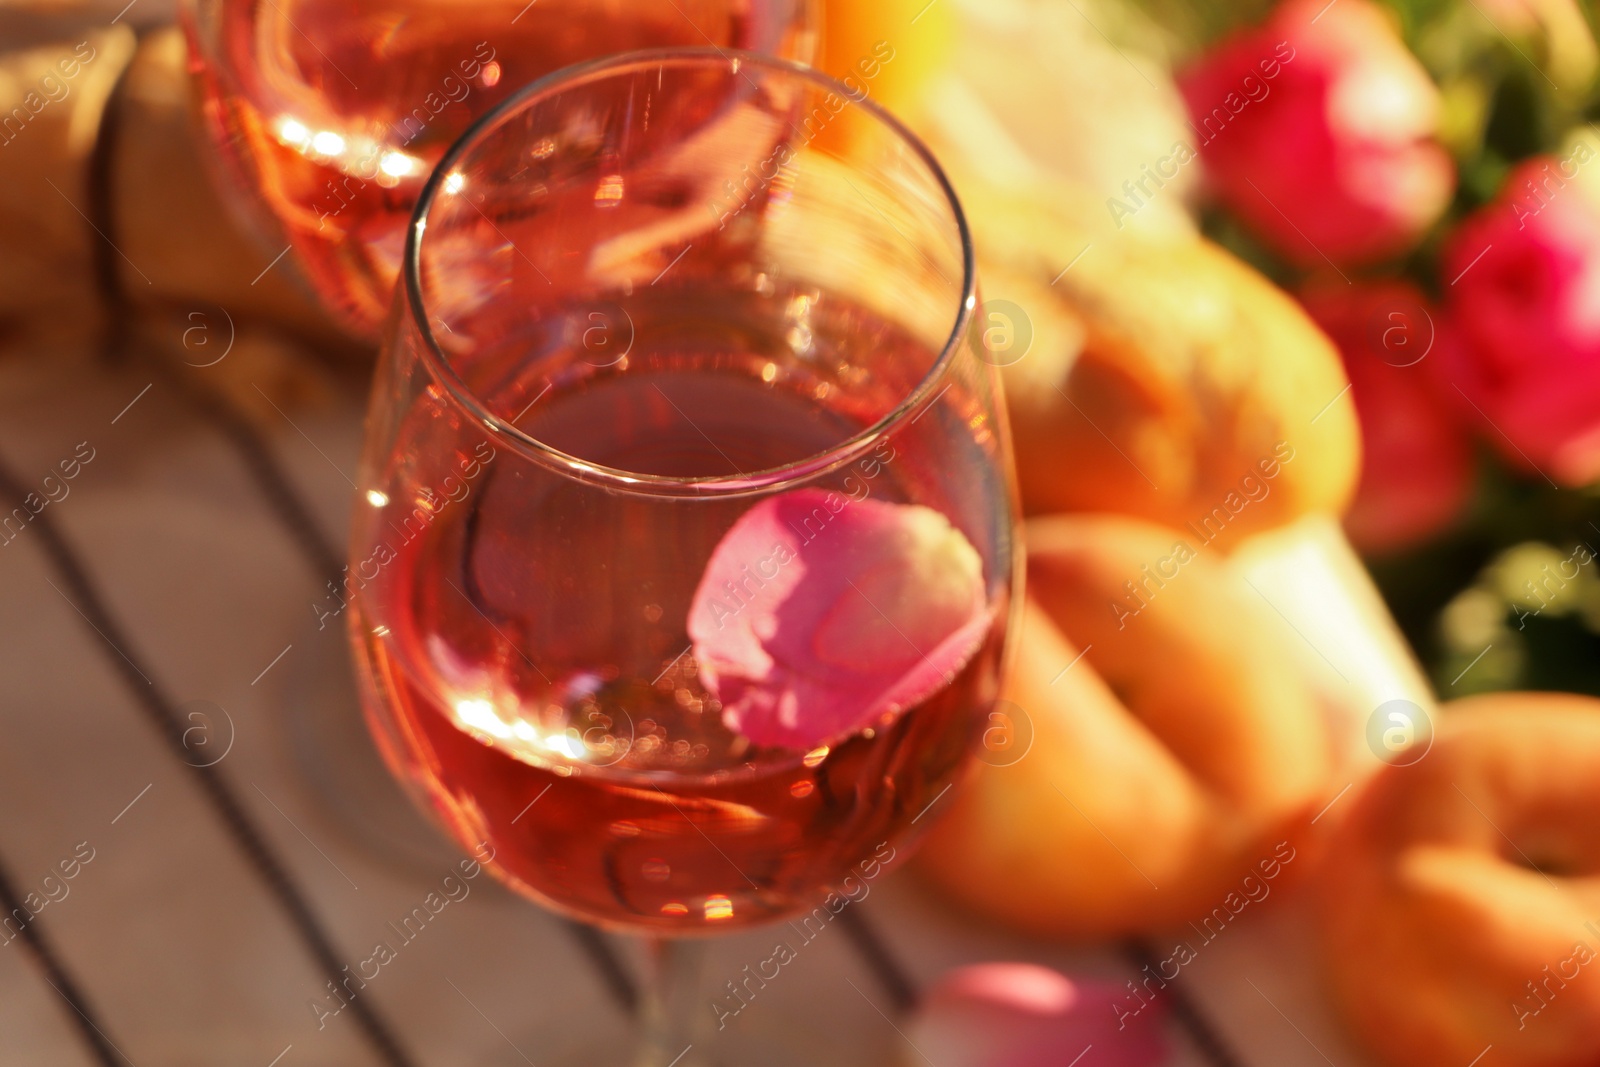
left=1179, top=0, right=1453, bottom=267
left=1440, top=154, right=1600, bottom=485
left=689, top=490, right=988, bottom=751
left=1299, top=281, right=1474, bottom=552
left=907, top=963, right=1170, bottom=1067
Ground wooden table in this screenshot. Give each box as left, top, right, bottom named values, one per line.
left=0, top=349, right=1379, bottom=1066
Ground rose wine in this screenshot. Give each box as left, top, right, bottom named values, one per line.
left=186, top=0, right=811, bottom=334
left=349, top=289, right=1008, bottom=931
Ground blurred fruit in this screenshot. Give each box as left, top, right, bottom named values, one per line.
left=868, top=0, right=1358, bottom=541
left=905, top=962, right=1169, bottom=1067
left=0, top=24, right=351, bottom=407
left=122, top=28, right=343, bottom=343
left=1299, top=281, right=1474, bottom=553
left=903, top=0, right=1198, bottom=231
left=918, top=515, right=1333, bottom=937
left=1179, top=0, right=1454, bottom=267
left=1319, top=692, right=1600, bottom=1067
left=818, top=0, right=952, bottom=120
left=0, top=26, right=138, bottom=355
left=1225, top=511, right=1439, bottom=776
left=944, top=170, right=1359, bottom=544
left=1441, top=152, right=1600, bottom=486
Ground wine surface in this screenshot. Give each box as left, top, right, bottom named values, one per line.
left=352, top=294, right=1006, bottom=930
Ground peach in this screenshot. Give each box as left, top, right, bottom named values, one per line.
left=917, top=514, right=1334, bottom=936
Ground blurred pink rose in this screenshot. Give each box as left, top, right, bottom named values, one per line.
left=907, top=963, right=1169, bottom=1067
left=1179, top=0, right=1453, bottom=267
left=1300, top=282, right=1474, bottom=553
left=1440, top=154, right=1600, bottom=485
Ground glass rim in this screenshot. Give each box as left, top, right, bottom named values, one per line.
left=403, top=46, right=977, bottom=498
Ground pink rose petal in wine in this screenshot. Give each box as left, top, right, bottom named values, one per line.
left=909, top=963, right=1171, bottom=1067
left=688, top=489, right=989, bottom=750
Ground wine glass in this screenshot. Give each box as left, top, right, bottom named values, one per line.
left=348, top=48, right=1018, bottom=1063
left=180, top=0, right=818, bottom=340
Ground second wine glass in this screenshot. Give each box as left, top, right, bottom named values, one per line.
left=181, top=0, right=818, bottom=339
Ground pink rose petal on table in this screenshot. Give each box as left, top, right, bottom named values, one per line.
left=688, top=489, right=989, bottom=750
left=908, top=963, right=1171, bottom=1067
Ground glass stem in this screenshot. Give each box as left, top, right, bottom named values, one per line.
left=634, top=936, right=711, bottom=1067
